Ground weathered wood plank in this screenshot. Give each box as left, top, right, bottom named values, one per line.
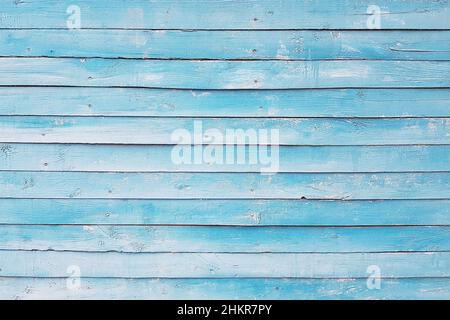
left=0, top=0, right=448, bottom=29
left=0, top=172, right=448, bottom=200
left=1, top=117, right=449, bottom=145
left=1, top=251, right=449, bottom=278
left=2, top=0, right=449, bottom=301
left=2, top=277, right=450, bottom=300
left=1, top=225, right=449, bottom=253
left=1, top=144, right=449, bottom=172
left=0, top=199, right=449, bottom=226
left=1, top=58, right=450, bottom=89
left=1, top=88, right=450, bottom=117
left=3, top=30, right=450, bottom=60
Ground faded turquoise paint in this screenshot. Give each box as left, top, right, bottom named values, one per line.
left=0, top=0, right=449, bottom=29
left=2, top=251, right=450, bottom=278
left=1, top=58, right=450, bottom=88
left=1, top=225, right=450, bottom=253
left=3, top=30, right=450, bottom=60
left=1, top=171, right=450, bottom=199
left=0, top=199, right=449, bottom=226
left=2, top=278, right=450, bottom=300
left=0, top=0, right=449, bottom=300
left=1, top=117, right=449, bottom=144
left=1, top=144, right=450, bottom=172
left=1, top=88, right=450, bottom=117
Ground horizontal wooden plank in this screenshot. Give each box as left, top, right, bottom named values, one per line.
left=2, top=277, right=450, bottom=300
left=1, top=0, right=449, bottom=29
left=1, top=59, right=450, bottom=89
left=0, top=199, right=449, bottom=226
left=3, top=30, right=450, bottom=60
left=1, top=88, right=450, bottom=117
left=1, top=117, right=449, bottom=145
left=1, top=144, right=449, bottom=172
left=1, top=251, right=449, bottom=278
left=1, top=225, right=449, bottom=253
left=0, top=172, right=449, bottom=200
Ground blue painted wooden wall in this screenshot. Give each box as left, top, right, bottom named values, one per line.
left=0, top=0, right=450, bottom=299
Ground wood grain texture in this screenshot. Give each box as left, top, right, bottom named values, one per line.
left=1, top=144, right=449, bottom=172
left=2, top=30, right=450, bottom=60
left=0, top=199, right=449, bottom=226
left=1, top=225, right=449, bottom=253
left=2, top=277, right=450, bottom=300
left=1, top=87, right=450, bottom=117
left=0, top=0, right=449, bottom=29
left=2, top=0, right=450, bottom=299
left=0, top=171, right=449, bottom=200
left=1, top=117, right=449, bottom=145
left=1, top=58, right=450, bottom=89
left=1, top=251, right=450, bottom=278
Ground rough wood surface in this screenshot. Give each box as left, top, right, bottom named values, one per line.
left=1, top=171, right=449, bottom=200
left=1, top=88, right=449, bottom=117
left=2, top=30, right=450, bottom=60
left=1, top=0, right=449, bottom=29
left=2, top=0, right=450, bottom=299
left=1, top=277, right=449, bottom=300
left=1, top=58, right=450, bottom=89
left=1, top=251, right=450, bottom=278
